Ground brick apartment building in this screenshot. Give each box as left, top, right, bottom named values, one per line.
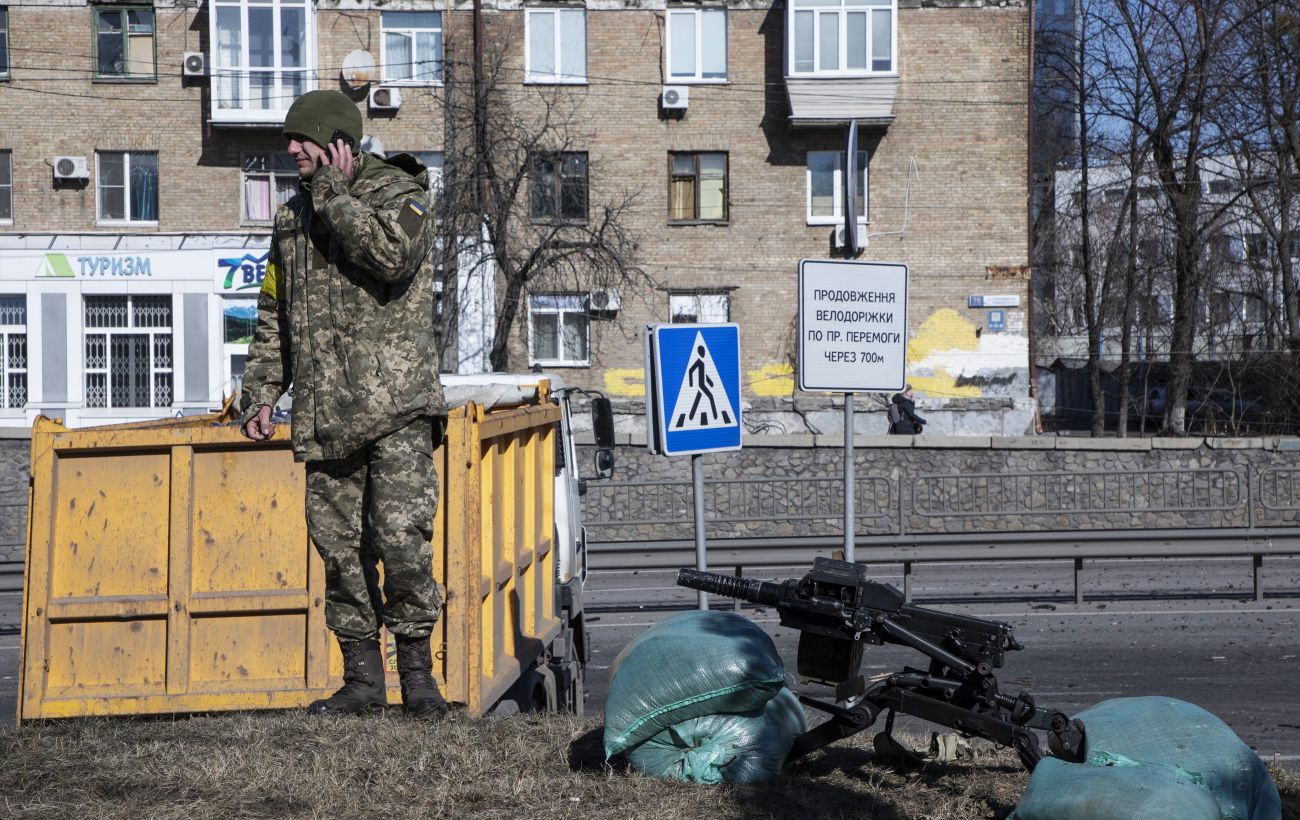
left=0, top=0, right=1032, bottom=433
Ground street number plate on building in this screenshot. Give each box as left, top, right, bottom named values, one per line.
left=644, top=323, right=742, bottom=456
left=797, top=259, right=909, bottom=393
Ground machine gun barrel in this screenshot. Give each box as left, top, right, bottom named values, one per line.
left=676, top=568, right=785, bottom=607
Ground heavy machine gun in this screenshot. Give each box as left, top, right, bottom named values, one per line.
left=677, top=558, right=1085, bottom=771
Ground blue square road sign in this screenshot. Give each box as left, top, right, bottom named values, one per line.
left=649, top=323, right=742, bottom=456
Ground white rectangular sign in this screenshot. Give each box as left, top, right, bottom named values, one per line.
left=798, top=259, right=908, bottom=393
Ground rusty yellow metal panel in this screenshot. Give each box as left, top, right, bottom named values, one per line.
left=20, top=391, right=563, bottom=722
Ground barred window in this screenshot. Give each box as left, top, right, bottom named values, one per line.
left=84, top=294, right=172, bottom=409
left=0, top=295, right=26, bottom=410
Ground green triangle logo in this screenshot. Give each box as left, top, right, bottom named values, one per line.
left=37, top=253, right=75, bottom=278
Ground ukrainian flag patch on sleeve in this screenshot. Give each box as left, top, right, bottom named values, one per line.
left=398, top=197, right=429, bottom=237
left=260, top=262, right=281, bottom=301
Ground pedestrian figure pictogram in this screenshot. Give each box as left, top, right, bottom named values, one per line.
left=669, top=333, right=737, bottom=431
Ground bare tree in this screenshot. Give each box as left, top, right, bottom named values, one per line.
left=436, top=26, right=650, bottom=372
left=1109, top=0, right=1250, bottom=434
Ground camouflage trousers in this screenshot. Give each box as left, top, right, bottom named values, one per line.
left=305, top=417, right=444, bottom=641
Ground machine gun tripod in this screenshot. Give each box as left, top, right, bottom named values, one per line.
left=677, top=558, right=1086, bottom=772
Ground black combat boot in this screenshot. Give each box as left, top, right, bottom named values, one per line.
left=307, top=637, right=388, bottom=715
left=394, top=634, right=450, bottom=719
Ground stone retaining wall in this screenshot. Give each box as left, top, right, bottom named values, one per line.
left=579, top=435, right=1300, bottom=543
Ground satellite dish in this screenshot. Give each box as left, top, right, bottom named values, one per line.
left=341, top=50, right=378, bottom=88
left=360, top=136, right=385, bottom=157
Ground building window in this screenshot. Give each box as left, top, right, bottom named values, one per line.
left=223, top=297, right=256, bottom=397
left=381, top=12, right=442, bottom=84
left=0, top=150, right=11, bottom=223
left=97, top=151, right=158, bottom=224
left=528, top=294, right=590, bottom=366
left=211, top=0, right=312, bottom=123
left=670, top=292, right=729, bottom=323
left=790, top=0, right=895, bottom=76
left=669, top=152, right=727, bottom=222
left=0, top=296, right=26, bottom=410
left=242, top=154, right=296, bottom=223
left=94, top=6, right=155, bottom=80
left=807, top=149, right=867, bottom=225
left=0, top=8, right=9, bottom=78
left=666, top=8, right=726, bottom=82
left=83, top=294, right=173, bottom=409
left=1244, top=233, right=1269, bottom=263
left=526, top=8, right=586, bottom=84
left=530, top=152, right=587, bottom=222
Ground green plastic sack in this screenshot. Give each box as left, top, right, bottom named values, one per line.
left=603, top=611, right=787, bottom=758
left=1011, top=756, right=1222, bottom=820
left=625, top=688, right=807, bottom=784
left=1010, top=697, right=1281, bottom=820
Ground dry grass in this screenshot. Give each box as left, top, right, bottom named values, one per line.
left=0, top=711, right=1296, bottom=820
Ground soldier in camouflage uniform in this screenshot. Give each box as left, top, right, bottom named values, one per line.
left=239, top=90, right=448, bottom=718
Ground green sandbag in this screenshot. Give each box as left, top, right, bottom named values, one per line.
left=626, top=688, right=807, bottom=784
left=603, top=611, right=787, bottom=758
left=1010, top=697, right=1281, bottom=820
left=1010, top=757, right=1222, bottom=820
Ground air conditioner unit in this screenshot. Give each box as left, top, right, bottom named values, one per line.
left=833, top=224, right=866, bottom=251
left=369, top=86, right=403, bottom=110
left=182, top=52, right=206, bottom=77
left=661, top=85, right=689, bottom=110
left=589, top=288, right=621, bottom=312
left=53, top=156, right=89, bottom=181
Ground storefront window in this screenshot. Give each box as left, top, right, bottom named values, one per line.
left=84, top=294, right=172, bottom=408
left=0, top=295, right=26, bottom=410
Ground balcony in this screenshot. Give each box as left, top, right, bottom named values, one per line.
left=785, top=0, right=899, bottom=127
left=209, top=0, right=313, bottom=126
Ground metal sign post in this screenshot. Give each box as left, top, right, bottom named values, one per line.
left=844, top=392, right=855, bottom=561
left=797, top=260, right=909, bottom=565
left=644, top=323, right=743, bottom=609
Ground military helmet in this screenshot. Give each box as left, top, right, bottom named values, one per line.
left=282, top=90, right=363, bottom=148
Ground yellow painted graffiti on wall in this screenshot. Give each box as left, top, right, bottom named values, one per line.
left=603, top=368, right=645, bottom=397
left=598, top=309, right=1019, bottom=400
left=748, top=363, right=795, bottom=397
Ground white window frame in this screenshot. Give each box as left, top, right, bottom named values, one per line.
left=221, top=295, right=257, bottom=398
left=380, top=11, right=443, bottom=86
left=82, top=294, right=174, bottom=410
left=209, top=0, right=315, bottom=124
left=527, top=293, right=591, bottom=367
left=669, top=292, right=730, bottom=324
left=525, top=8, right=587, bottom=85
left=95, top=151, right=160, bottom=227
left=0, top=150, right=12, bottom=226
left=787, top=0, right=897, bottom=78
left=665, top=7, right=727, bottom=84
left=0, top=7, right=11, bottom=79
left=806, top=149, right=868, bottom=226
left=240, top=153, right=297, bottom=225
left=0, top=295, right=27, bottom=413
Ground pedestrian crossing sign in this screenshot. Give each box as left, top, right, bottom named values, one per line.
left=645, top=323, right=742, bottom=456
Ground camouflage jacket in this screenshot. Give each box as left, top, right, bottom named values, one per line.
left=239, top=152, right=445, bottom=462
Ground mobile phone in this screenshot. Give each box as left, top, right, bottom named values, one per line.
left=329, top=130, right=356, bottom=150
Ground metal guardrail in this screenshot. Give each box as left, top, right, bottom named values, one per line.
left=587, top=464, right=1300, bottom=605
left=587, top=527, right=1300, bottom=605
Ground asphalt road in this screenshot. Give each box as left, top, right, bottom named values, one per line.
left=3, top=557, right=1297, bottom=768
left=583, top=557, right=1300, bottom=766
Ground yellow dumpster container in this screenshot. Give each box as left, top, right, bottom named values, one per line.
left=18, top=388, right=562, bottom=720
